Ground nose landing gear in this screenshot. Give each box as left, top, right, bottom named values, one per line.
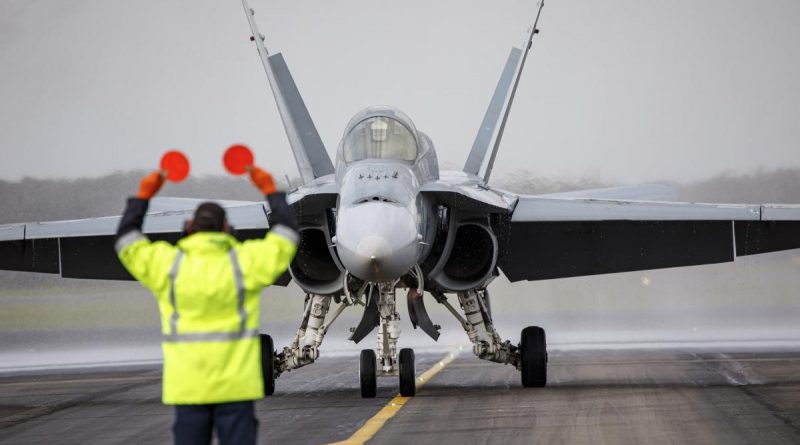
left=398, top=348, right=416, bottom=397
left=359, top=349, right=377, bottom=398
left=355, top=282, right=419, bottom=398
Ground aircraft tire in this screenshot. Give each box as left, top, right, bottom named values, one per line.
left=520, top=326, right=547, bottom=388
left=260, top=334, right=276, bottom=396
left=399, top=348, right=416, bottom=397
left=360, top=349, right=377, bottom=398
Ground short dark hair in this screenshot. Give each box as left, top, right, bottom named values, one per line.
left=192, top=202, right=227, bottom=232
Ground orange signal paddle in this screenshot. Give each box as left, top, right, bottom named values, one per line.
left=223, top=144, right=255, bottom=175
left=160, top=150, right=190, bottom=182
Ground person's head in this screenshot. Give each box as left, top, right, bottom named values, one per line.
left=188, top=202, right=228, bottom=233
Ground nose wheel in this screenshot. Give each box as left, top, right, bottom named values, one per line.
left=399, top=348, right=416, bottom=396
left=359, top=347, right=417, bottom=398
left=360, top=349, right=377, bottom=398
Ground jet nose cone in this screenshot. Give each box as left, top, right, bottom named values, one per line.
left=356, top=235, right=392, bottom=262
left=354, top=235, right=394, bottom=279
left=336, top=202, right=419, bottom=282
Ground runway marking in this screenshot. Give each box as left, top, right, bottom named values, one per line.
left=329, top=350, right=460, bottom=445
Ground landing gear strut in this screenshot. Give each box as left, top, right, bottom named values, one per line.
left=274, top=293, right=351, bottom=381
left=376, top=283, right=402, bottom=376
left=434, top=289, right=548, bottom=387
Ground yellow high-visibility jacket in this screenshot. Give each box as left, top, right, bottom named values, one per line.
left=116, top=228, right=297, bottom=404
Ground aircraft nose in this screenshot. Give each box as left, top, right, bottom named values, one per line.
left=336, top=202, right=419, bottom=282
left=356, top=235, right=391, bottom=262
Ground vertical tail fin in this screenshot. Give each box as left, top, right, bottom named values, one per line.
left=241, top=0, right=335, bottom=184
left=463, top=1, right=545, bottom=183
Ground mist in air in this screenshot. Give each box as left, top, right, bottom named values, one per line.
left=1, top=171, right=799, bottom=370
left=2, top=0, right=800, bottom=369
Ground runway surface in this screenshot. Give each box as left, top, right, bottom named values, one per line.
left=2, top=347, right=800, bottom=444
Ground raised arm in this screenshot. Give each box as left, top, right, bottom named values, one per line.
left=238, top=166, right=299, bottom=288
left=115, top=171, right=177, bottom=292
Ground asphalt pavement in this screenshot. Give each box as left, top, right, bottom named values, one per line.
left=1, top=347, right=800, bottom=444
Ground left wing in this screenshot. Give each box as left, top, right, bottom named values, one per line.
left=498, top=196, right=800, bottom=281
left=0, top=198, right=273, bottom=281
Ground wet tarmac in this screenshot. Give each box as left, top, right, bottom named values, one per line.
left=1, top=347, right=800, bottom=444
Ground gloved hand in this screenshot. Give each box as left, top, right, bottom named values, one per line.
left=136, top=171, right=165, bottom=200
left=248, top=166, right=277, bottom=196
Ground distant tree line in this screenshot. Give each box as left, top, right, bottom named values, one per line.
left=1, top=168, right=798, bottom=224
left=0, top=171, right=273, bottom=224
left=494, top=168, right=800, bottom=204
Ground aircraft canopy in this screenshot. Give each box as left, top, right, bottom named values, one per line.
left=343, top=116, right=417, bottom=162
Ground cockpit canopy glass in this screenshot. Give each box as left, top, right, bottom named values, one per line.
left=343, top=117, right=417, bottom=162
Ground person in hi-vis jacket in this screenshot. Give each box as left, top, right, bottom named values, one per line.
left=115, top=165, right=297, bottom=445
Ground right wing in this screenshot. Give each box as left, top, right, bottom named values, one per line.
left=532, top=183, right=678, bottom=201
left=499, top=196, right=800, bottom=281
left=240, top=0, right=335, bottom=184
left=0, top=198, right=277, bottom=281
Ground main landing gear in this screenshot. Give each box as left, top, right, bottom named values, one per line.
left=520, top=326, right=547, bottom=387
left=270, top=293, right=352, bottom=384
left=433, top=289, right=548, bottom=387
left=260, top=334, right=276, bottom=396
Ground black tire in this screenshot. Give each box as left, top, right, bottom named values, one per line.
left=520, top=326, right=547, bottom=388
left=399, top=348, right=416, bottom=397
left=260, top=334, right=276, bottom=396
left=360, top=349, right=377, bottom=398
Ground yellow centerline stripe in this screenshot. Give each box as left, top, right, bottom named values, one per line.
left=328, top=349, right=461, bottom=445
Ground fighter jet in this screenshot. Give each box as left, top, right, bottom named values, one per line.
left=2, top=0, right=800, bottom=398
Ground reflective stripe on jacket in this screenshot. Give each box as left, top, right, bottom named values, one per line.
left=116, top=227, right=297, bottom=404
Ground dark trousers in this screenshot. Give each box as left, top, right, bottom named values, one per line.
left=173, top=401, right=258, bottom=445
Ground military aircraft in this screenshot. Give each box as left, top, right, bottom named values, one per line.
left=2, top=0, right=800, bottom=398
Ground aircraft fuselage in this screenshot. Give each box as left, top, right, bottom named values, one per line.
left=333, top=106, right=439, bottom=283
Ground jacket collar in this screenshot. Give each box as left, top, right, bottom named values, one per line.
left=177, top=232, right=237, bottom=253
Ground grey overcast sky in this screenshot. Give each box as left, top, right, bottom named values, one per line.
left=1, top=0, right=799, bottom=184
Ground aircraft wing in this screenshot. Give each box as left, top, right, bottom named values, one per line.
left=0, top=197, right=283, bottom=282
left=499, top=196, right=800, bottom=281
left=532, top=183, right=678, bottom=201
